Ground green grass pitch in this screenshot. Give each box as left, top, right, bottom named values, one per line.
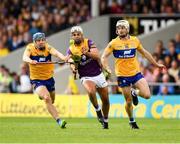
left=0, top=117, right=179, bottom=143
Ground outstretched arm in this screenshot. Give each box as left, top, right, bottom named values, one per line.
left=49, top=46, right=68, bottom=61
left=138, top=48, right=166, bottom=69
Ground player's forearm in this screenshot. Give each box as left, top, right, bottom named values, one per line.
left=50, top=48, right=66, bottom=61
left=101, top=55, right=110, bottom=70
left=143, top=50, right=159, bottom=67
left=56, top=52, right=67, bottom=61
left=23, top=55, right=33, bottom=63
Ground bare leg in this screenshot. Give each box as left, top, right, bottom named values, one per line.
left=121, top=86, right=133, bottom=118
left=82, top=80, right=98, bottom=108
left=50, top=91, right=55, bottom=104
left=121, top=86, right=139, bottom=129
left=35, top=86, right=59, bottom=120
left=134, top=78, right=151, bottom=99
left=83, top=80, right=105, bottom=126
left=97, top=86, right=110, bottom=119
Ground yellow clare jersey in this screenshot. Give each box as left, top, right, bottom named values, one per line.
left=105, top=36, right=143, bottom=77
left=69, top=38, right=89, bottom=56
left=26, top=43, right=54, bottom=80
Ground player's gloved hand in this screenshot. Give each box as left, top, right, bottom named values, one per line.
left=103, top=68, right=112, bottom=80
left=71, top=55, right=81, bottom=63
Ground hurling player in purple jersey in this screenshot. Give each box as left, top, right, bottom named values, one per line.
left=67, top=26, right=110, bottom=129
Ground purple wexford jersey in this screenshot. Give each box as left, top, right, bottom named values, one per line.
left=67, top=39, right=102, bottom=78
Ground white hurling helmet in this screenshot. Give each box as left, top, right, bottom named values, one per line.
left=116, top=20, right=130, bottom=32
left=71, top=26, right=83, bottom=33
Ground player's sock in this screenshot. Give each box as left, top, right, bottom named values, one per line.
left=95, top=105, right=104, bottom=124
left=104, top=117, right=108, bottom=123
left=103, top=117, right=109, bottom=129
left=129, top=117, right=135, bottom=123
left=56, top=118, right=61, bottom=125
left=129, top=118, right=139, bottom=129
left=95, top=105, right=101, bottom=111
left=131, top=88, right=139, bottom=106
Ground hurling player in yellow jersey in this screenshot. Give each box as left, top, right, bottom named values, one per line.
left=23, top=32, right=67, bottom=128
left=101, top=20, right=166, bottom=129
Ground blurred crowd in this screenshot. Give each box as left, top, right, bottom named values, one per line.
left=0, top=0, right=91, bottom=57
left=0, top=63, right=32, bottom=93
left=100, top=0, right=180, bottom=15
left=1, top=0, right=180, bottom=58
left=140, top=32, right=180, bottom=95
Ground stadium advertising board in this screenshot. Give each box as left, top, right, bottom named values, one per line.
left=88, top=95, right=180, bottom=119
left=110, top=16, right=180, bottom=39
left=0, top=94, right=179, bottom=118
left=0, top=94, right=88, bottom=117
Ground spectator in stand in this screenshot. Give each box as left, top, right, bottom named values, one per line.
left=9, top=72, right=20, bottom=93
left=108, top=0, right=123, bottom=14
left=0, top=40, right=9, bottom=57
left=165, top=39, right=178, bottom=60
left=168, top=60, right=180, bottom=82
left=18, top=63, right=32, bottom=93
left=164, top=55, right=172, bottom=69
left=141, top=65, right=154, bottom=83
left=153, top=40, right=166, bottom=60
left=174, top=32, right=180, bottom=54
left=0, top=67, right=12, bottom=93
left=158, top=74, right=175, bottom=95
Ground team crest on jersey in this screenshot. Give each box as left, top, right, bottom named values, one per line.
left=124, top=44, right=129, bottom=49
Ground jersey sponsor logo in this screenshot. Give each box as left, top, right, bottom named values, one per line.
left=30, top=54, right=51, bottom=62
left=124, top=50, right=131, bottom=55
left=113, top=48, right=136, bottom=59
left=39, top=57, right=46, bottom=62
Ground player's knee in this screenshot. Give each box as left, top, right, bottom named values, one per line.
left=143, top=92, right=151, bottom=99
left=87, top=90, right=96, bottom=96
left=44, top=95, right=52, bottom=103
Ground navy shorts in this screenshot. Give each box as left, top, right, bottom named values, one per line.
left=30, top=77, right=55, bottom=92
left=117, top=73, right=144, bottom=87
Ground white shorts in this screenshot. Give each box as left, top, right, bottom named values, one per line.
left=80, top=72, right=108, bottom=88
